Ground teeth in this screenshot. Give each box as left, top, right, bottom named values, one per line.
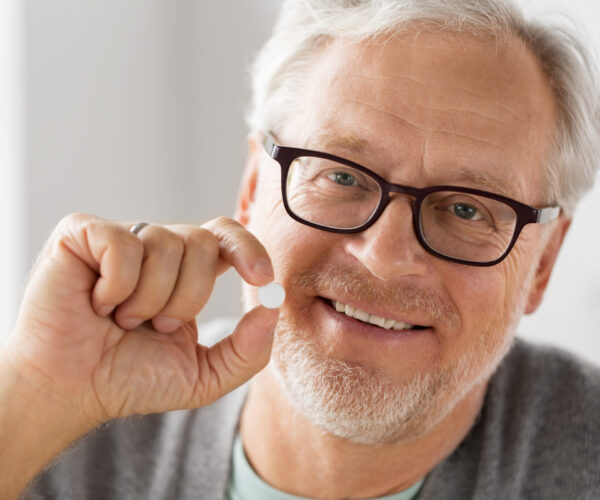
left=353, top=308, right=369, bottom=322
left=369, top=315, right=386, bottom=328
left=332, top=300, right=416, bottom=330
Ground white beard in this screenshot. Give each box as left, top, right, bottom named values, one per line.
left=269, top=313, right=514, bottom=445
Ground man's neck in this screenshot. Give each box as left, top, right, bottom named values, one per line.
left=239, top=367, right=487, bottom=499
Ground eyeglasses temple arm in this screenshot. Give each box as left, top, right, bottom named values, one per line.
left=536, top=206, right=561, bottom=224
left=262, top=133, right=277, bottom=157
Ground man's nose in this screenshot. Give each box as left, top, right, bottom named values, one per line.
left=343, top=197, right=432, bottom=280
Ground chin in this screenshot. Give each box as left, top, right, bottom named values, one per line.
left=268, top=312, right=515, bottom=445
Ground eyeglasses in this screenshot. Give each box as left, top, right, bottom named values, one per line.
left=262, top=133, right=560, bottom=267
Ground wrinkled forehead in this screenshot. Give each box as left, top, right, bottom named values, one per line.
left=300, top=28, right=557, bottom=127
left=281, top=29, right=558, bottom=203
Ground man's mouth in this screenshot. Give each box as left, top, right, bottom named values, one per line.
left=326, top=299, right=428, bottom=331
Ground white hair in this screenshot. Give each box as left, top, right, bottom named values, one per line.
left=247, top=0, right=600, bottom=215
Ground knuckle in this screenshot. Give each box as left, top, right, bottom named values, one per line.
left=57, top=212, right=93, bottom=232
left=121, top=235, right=144, bottom=260
left=84, top=219, right=103, bottom=238
left=187, top=228, right=219, bottom=255
left=164, top=295, right=204, bottom=320
left=214, top=215, right=235, bottom=226
left=162, top=233, right=185, bottom=258
left=204, top=216, right=239, bottom=231
left=148, top=229, right=184, bottom=259
left=190, top=283, right=213, bottom=306
left=60, top=211, right=89, bottom=225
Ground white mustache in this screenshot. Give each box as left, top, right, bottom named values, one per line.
left=290, top=263, right=460, bottom=328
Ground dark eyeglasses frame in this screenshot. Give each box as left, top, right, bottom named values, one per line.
left=262, top=133, right=561, bottom=267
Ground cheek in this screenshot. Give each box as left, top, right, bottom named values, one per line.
left=446, top=235, right=537, bottom=342
left=247, top=174, right=327, bottom=280
left=498, top=233, right=540, bottom=321
left=441, top=259, right=519, bottom=345
left=247, top=172, right=290, bottom=244
left=448, top=267, right=507, bottom=330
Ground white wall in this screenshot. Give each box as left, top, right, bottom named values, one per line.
left=517, top=0, right=600, bottom=363
left=17, top=0, right=280, bottom=334
left=0, top=0, right=24, bottom=338
left=3, top=0, right=600, bottom=363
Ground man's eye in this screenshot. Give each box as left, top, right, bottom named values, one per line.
left=327, top=171, right=357, bottom=186
left=451, top=203, right=482, bottom=221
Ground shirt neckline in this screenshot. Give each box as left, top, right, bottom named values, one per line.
left=228, top=431, right=424, bottom=500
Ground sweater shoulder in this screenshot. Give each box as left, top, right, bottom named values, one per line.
left=479, top=338, right=600, bottom=497
left=496, top=337, right=600, bottom=413
left=421, top=339, right=600, bottom=499
left=21, top=378, right=247, bottom=500
left=487, top=337, right=600, bottom=450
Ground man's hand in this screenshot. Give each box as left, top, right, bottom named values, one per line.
left=3, top=213, right=278, bottom=429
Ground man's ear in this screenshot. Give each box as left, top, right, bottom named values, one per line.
left=525, top=216, right=571, bottom=314
left=235, top=133, right=262, bottom=227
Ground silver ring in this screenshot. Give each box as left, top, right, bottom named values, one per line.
left=130, top=222, right=150, bottom=236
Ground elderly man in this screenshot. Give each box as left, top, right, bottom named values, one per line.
left=2, top=0, right=600, bottom=499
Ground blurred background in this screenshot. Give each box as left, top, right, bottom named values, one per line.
left=1, top=1, right=599, bottom=362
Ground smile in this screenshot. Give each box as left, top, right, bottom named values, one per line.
left=331, top=300, right=426, bottom=331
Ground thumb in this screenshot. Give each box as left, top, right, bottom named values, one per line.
left=196, top=305, right=278, bottom=406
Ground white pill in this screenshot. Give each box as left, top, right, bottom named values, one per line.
left=258, top=282, right=286, bottom=309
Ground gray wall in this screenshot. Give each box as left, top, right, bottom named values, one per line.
left=23, top=1, right=280, bottom=323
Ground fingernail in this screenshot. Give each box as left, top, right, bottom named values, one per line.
left=120, top=317, right=143, bottom=330
left=98, top=305, right=114, bottom=317
left=253, top=258, right=274, bottom=281
left=154, top=316, right=183, bottom=333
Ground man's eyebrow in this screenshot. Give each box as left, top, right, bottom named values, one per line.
left=320, top=134, right=369, bottom=154
left=451, top=168, right=515, bottom=198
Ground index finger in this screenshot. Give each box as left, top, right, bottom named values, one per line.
left=201, top=217, right=274, bottom=286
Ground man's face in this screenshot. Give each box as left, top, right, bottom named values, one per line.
left=240, top=30, right=560, bottom=443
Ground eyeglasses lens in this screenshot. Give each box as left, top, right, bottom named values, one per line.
left=419, top=191, right=517, bottom=263
left=286, top=156, right=382, bottom=230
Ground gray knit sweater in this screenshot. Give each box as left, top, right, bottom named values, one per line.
left=21, top=338, right=600, bottom=499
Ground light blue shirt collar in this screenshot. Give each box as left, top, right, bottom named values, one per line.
left=228, top=432, right=424, bottom=500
